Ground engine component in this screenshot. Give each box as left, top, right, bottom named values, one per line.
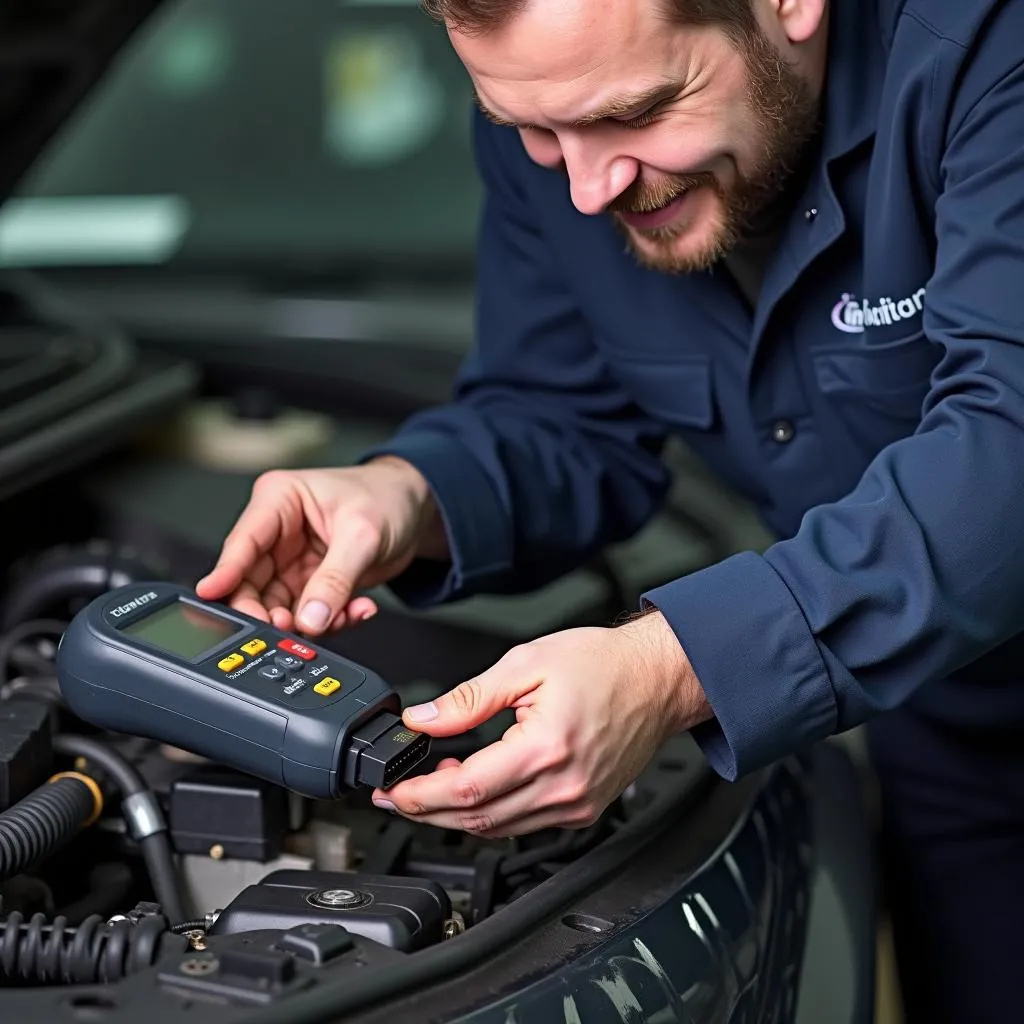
left=53, top=735, right=186, bottom=926
left=179, top=852, right=315, bottom=926
left=169, top=767, right=289, bottom=861
left=0, top=540, right=167, bottom=633
left=0, top=772, right=102, bottom=880
left=0, top=697, right=51, bottom=810
left=210, top=869, right=451, bottom=952
left=0, top=910, right=186, bottom=985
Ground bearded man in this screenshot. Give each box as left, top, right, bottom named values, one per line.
left=200, top=0, right=1024, bottom=1018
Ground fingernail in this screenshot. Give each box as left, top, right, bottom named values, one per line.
left=359, top=607, right=378, bottom=621
left=373, top=798, right=396, bottom=812
left=298, top=600, right=329, bottom=631
left=405, top=701, right=438, bottom=723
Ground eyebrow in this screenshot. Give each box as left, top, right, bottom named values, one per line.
left=475, top=82, right=678, bottom=130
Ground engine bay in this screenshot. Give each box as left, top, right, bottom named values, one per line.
left=0, top=541, right=691, bottom=1019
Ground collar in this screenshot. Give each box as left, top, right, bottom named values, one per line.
left=819, top=0, right=888, bottom=162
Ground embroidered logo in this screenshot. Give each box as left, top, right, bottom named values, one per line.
left=831, top=287, right=927, bottom=334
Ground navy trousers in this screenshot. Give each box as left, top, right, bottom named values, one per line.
left=866, top=708, right=1024, bottom=1024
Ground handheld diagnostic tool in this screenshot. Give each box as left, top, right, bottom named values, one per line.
left=55, top=583, right=430, bottom=798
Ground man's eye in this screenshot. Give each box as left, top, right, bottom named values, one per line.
left=619, top=107, right=661, bottom=130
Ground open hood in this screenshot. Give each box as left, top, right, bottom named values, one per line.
left=0, top=0, right=163, bottom=207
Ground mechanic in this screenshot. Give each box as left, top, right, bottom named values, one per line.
left=197, top=0, right=1024, bottom=1017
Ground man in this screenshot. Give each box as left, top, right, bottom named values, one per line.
left=198, top=0, right=1024, bottom=1018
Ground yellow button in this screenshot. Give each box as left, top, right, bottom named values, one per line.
left=313, top=677, right=341, bottom=696
left=218, top=653, right=245, bottom=672
left=241, top=639, right=267, bottom=656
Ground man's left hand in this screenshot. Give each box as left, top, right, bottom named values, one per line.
left=371, top=611, right=712, bottom=837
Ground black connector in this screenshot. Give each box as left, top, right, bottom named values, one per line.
left=347, top=712, right=430, bottom=790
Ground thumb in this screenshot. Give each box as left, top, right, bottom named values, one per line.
left=403, top=662, right=534, bottom=737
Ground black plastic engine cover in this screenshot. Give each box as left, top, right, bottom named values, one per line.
left=210, top=869, right=451, bottom=952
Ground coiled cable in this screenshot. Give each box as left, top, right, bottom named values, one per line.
left=0, top=774, right=102, bottom=881
left=0, top=911, right=182, bottom=985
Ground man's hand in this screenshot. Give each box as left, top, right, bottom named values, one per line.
left=195, top=457, right=448, bottom=635
left=372, top=611, right=712, bottom=837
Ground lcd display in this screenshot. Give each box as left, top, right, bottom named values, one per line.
left=121, top=599, right=242, bottom=659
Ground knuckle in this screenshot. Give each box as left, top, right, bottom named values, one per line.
left=501, top=643, right=535, bottom=671
left=569, top=804, right=598, bottom=827
left=452, top=778, right=483, bottom=807
left=457, top=812, right=494, bottom=834
left=449, top=680, right=483, bottom=717
left=313, top=566, right=354, bottom=598
left=252, top=469, right=289, bottom=496
left=538, top=737, right=572, bottom=771
left=558, top=776, right=590, bottom=805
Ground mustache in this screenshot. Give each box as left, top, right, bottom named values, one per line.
left=607, top=172, right=718, bottom=214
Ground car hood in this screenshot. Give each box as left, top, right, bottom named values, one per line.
left=0, top=1, right=164, bottom=207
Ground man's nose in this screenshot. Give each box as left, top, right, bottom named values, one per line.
left=561, top=137, right=638, bottom=216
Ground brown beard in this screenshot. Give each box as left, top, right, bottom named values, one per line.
left=613, top=28, right=821, bottom=274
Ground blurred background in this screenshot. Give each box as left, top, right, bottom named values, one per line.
left=0, top=1, right=898, bottom=1017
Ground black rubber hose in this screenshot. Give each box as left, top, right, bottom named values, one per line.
left=52, top=735, right=145, bottom=796
left=0, top=776, right=97, bottom=881
left=0, top=911, right=184, bottom=985
left=51, top=736, right=187, bottom=925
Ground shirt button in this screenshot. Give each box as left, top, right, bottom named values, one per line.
left=805, top=207, right=818, bottom=222
left=772, top=420, right=796, bottom=443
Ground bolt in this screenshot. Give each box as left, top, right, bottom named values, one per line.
left=306, top=888, right=370, bottom=909
left=186, top=931, right=207, bottom=951
left=209, top=844, right=225, bottom=860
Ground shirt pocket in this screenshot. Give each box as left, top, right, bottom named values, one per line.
left=610, top=354, right=716, bottom=430
left=811, top=330, right=940, bottom=426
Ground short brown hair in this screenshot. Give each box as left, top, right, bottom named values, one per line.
left=422, top=0, right=758, bottom=41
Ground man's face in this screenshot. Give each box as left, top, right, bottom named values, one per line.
left=451, top=0, right=826, bottom=273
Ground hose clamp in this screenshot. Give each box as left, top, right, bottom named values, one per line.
left=122, top=790, right=168, bottom=841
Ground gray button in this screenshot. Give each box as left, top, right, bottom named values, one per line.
left=275, top=654, right=304, bottom=672
left=259, top=665, right=285, bottom=681
left=772, top=420, right=796, bottom=443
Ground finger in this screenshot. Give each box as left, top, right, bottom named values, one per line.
left=402, top=652, right=543, bottom=737
left=383, top=774, right=584, bottom=835
left=269, top=606, right=294, bottom=631
left=348, top=596, right=379, bottom=622
left=435, top=758, right=462, bottom=771
left=222, top=554, right=279, bottom=622
left=293, top=517, right=383, bottom=635
left=197, top=495, right=290, bottom=600
left=377, top=726, right=545, bottom=814
left=477, top=802, right=595, bottom=839
left=322, top=596, right=378, bottom=634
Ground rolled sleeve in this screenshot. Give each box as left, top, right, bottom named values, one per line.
left=642, top=551, right=838, bottom=781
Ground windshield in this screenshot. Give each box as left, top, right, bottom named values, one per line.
left=0, top=0, right=481, bottom=274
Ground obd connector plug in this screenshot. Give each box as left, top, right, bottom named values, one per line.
left=343, top=712, right=429, bottom=790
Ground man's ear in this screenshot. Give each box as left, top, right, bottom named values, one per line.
left=766, top=0, right=827, bottom=45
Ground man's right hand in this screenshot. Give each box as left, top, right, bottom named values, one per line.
left=195, top=456, right=448, bottom=635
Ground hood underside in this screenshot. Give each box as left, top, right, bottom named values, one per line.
left=0, top=0, right=163, bottom=205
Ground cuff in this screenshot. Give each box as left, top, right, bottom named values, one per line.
left=641, top=550, right=837, bottom=781
left=357, top=431, right=513, bottom=607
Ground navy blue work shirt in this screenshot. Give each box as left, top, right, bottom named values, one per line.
left=362, top=0, right=1024, bottom=780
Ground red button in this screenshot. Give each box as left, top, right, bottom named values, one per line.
left=278, top=638, right=316, bottom=661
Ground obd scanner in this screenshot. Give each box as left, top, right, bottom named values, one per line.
left=56, top=583, right=429, bottom=797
